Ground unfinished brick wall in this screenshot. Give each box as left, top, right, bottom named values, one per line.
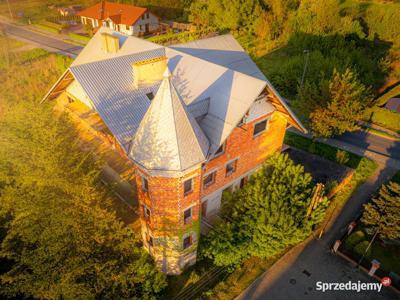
left=135, top=110, right=289, bottom=274
left=136, top=167, right=202, bottom=274
left=201, top=110, right=288, bottom=197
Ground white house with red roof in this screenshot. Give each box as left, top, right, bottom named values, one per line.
left=78, top=1, right=159, bottom=36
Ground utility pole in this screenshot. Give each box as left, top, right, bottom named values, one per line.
left=300, top=49, right=310, bottom=90
left=6, top=0, right=13, bottom=19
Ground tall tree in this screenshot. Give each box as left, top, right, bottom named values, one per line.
left=201, top=153, right=328, bottom=267
left=310, top=68, right=372, bottom=138
left=361, top=181, right=400, bottom=241
left=0, top=47, right=166, bottom=299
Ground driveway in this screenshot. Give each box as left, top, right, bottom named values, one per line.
left=237, top=163, right=398, bottom=300
left=1, top=21, right=83, bottom=57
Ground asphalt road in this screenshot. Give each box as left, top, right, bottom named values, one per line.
left=1, top=21, right=83, bottom=56
left=334, top=130, right=400, bottom=161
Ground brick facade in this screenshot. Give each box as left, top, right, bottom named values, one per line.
left=136, top=109, right=289, bottom=274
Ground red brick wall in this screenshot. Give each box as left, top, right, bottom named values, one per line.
left=136, top=167, right=202, bottom=237
left=201, top=111, right=288, bottom=197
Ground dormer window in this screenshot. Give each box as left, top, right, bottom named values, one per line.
left=146, top=92, right=154, bottom=101
left=214, top=142, right=225, bottom=157
left=253, top=118, right=270, bottom=137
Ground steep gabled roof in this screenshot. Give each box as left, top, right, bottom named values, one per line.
left=129, top=69, right=210, bottom=172
left=43, top=28, right=307, bottom=174
left=78, top=1, right=147, bottom=26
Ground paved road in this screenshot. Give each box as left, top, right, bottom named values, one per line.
left=1, top=21, right=83, bottom=56
left=238, top=164, right=399, bottom=300
left=238, top=130, right=400, bottom=300
left=334, top=130, right=400, bottom=160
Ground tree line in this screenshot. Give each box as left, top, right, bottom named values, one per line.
left=0, top=37, right=166, bottom=299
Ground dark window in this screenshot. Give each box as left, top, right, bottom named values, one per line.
left=203, top=171, right=216, bottom=188
left=146, top=12, right=150, bottom=18
left=141, top=15, right=145, bottom=20
left=184, top=178, right=193, bottom=195
left=183, top=235, right=192, bottom=249
left=184, top=207, right=192, bottom=224
left=214, top=143, right=225, bottom=156
left=141, top=176, right=148, bottom=192
left=226, top=160, right=237, bottom=176
left=139, top=24, right=143, bottom=30
left=146, top=92, right=154, bottom=101
left=148, top=235, right=153, bottom=247
left=240, top=176, right=247, bottom=188
left=144, top=205, right=151, bottom=219
left=126, top=25, right=130, bottom=30
left=253, top=119, right=268, bottom=137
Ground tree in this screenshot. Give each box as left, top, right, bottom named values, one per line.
left=201, top=153, right=328, bottom=268
left=0, top=48, right=166, bottom=299
left=310, top=68, right=372, bottom=138
left=361, top=181, right=400, bottom=241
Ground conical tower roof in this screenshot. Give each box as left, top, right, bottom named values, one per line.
left=129, top=68, right=210, bottom=172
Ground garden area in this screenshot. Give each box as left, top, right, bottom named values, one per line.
left=338, top=172, right=400, bottom=290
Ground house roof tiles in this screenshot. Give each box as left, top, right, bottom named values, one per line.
left=78, top=1, right=147, bottom=26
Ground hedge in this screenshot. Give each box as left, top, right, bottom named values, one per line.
left=147, top=28, right=217, bottom=45
left=363, top=106, right=400, bottom=133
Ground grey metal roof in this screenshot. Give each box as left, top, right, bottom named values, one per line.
left=129, top=69, right=210, bottom=172
left=45, top=27, right=306, bottom=172
left=170, top=34, right=266, bottom=80
left=70, top=47, right=165, bottom=150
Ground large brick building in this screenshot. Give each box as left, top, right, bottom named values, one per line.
left=44, top=27, right=306, bottom=275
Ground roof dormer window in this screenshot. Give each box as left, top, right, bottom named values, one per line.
left=146, top=92, right=154, bottom=101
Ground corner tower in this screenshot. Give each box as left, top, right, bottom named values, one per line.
left=129, top=69, right=210, bottom=274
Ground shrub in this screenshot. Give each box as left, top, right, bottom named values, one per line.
left=336, top=150, right=350, bottom=165
left=344, top=230, right=366, bottom=249
left=354, top=240, right=372, bottom=257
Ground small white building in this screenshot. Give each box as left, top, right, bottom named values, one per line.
left=78, top=1, right=159, bottom=36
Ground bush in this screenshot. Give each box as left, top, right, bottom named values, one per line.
left=354, top=240, right=372, bottom=257
left=363, top=106, right=400, bottom=133
left=147, top=28, right=217, bottom=45
left=336, top=150, right=350, bottom=165
left=344, top=230, right=366, bottom=249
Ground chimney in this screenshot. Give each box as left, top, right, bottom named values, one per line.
left=132, top=56, right=167, bottom=88
left=101, top=32, right=119, bottom=53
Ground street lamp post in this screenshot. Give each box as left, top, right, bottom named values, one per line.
left=300, top=49, right=310, bottom=90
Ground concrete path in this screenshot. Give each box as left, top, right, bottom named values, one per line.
left=237, top=164, right=398, bottom=300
